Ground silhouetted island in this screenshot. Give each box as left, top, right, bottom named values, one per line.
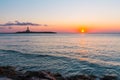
left=16, top=27, right=56, bottom=34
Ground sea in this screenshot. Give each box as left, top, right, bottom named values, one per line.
left=0, top=33, right=120, bottom=78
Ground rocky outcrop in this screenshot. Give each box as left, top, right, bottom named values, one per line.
left=0, top=66, right=65, bottom=80
left=66, top=75, right=97, bottom=80
left=0, top=66, right=21, bottom=79
left=100, top=75, right=117, bottom=80
left=0, top=66, right=118, bottom=80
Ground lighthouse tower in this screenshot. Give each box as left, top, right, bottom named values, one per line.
left=26, top=27, right=30, bottom=33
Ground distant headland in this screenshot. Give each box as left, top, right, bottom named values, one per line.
left=16, top=27, right=56, bottom=34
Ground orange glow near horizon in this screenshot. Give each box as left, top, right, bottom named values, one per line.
left=1, top=23, right=120, bottom=33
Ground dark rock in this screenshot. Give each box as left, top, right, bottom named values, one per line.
left=101, top=75, right=117, bottom=80
left=66, top=75, right=97, bottom=80
left=53, top=73, right=65, bottom=80
left=0, top=66, right=17, bottom=77
left=0, top=66, right=23, bottom=80
left=24, top=71, right=56, bottom=80
left=0, top=77, right=13, bottom=80
left=0, top=66, right=118, bottom=80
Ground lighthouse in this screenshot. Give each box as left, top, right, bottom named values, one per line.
left=26, top=27, right=30, bottom=33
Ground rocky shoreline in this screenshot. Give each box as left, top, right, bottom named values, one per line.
left=0, top=66, right=118, bottom=80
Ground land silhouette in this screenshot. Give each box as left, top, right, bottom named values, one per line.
left=16, top=27, right=56, bottom=34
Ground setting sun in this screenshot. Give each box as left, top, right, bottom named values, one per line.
left=79, top=27, right=87, bottom=33
left=78, top=27, right=87, bottom=33
left=81, top=28, right=85, bottom=33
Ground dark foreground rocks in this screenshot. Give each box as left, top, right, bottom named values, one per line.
left=0, top=66, right=118, bottom=80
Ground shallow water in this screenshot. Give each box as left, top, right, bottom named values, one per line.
left=0, top=33, right=120, bottom=77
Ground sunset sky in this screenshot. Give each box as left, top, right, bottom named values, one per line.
left=0, top=0, right=120, bottom=33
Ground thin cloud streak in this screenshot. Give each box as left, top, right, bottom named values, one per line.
left=0, top=21, right=47, bottom=26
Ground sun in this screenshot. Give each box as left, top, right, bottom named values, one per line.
left=81, top=28, right=85, bottom=33
left=78, top=27, right=87, bottom=33
left=80, top=28, right=86, bottom=33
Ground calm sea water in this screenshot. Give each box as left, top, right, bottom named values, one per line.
left=0, top=33, right=120, bottom=77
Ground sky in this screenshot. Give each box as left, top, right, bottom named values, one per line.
left=0, top=0, right=120, bottom=33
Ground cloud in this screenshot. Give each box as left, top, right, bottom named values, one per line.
left=0, top=21, right=45, bottom=26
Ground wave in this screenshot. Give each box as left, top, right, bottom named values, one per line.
left=0, top=49, right=97, bottom=66
left=0, top=49, right=120, bottom=77
left=0, top=49, right=120, bottom=67
left=0, top=49, right=70, bottom=60
left=0, top=49, right=113, bottom=70
left=0, top=49, right=20, bottom=54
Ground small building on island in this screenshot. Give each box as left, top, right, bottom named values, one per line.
left=26, top=27, right=31, bottom=33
